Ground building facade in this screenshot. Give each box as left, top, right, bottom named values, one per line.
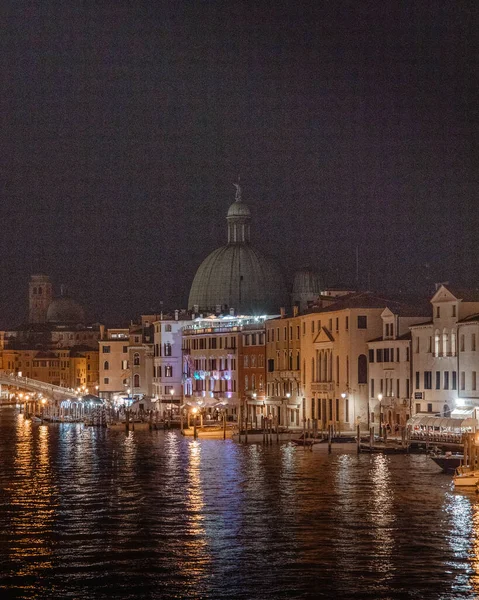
left=410, top=285, right=479, bottom=417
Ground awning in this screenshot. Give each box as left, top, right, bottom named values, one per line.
left=407, top=414, right=478, bottom=429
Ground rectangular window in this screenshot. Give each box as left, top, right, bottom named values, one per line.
left=415, top=371, right=420, bottom=390
left=368, top=349, right=374, bottom=363
left=396, top=379, right=400, bottom=398
left=302, top=322, right=305, bottom=335
left=406, top=347, right=410, bottom=362
left=371, top=378, right=375, bottom=398
left=345, top=316, right=349, bottom=330
left=311, top=321, right=315, bottom=334
left=415, top=403, right=421, bottom=414
left=473, top=371, right=477, bottom=391
left=396, top=348, right=400, bottom=362
left=329, top=398, right=333, bottom=421
left=311, top=398, right=315, bottom=419
left=424, top=371, right=432, bottom=389
left=384, top=349, right=390, bottom=362
left=444, top=371, right=449, bottom=390
left=461, top=371, right=466, bottom=390
left=427, top=403, right=433, bottom=413
left=317, top=398, right=321, bottom=420
left=376, top=349, right=383, bottom=362
left=329, top=318, right=333, bottom=330
left=452, top=371, right=457, bottom=390
left=345, top=397, right=349, bottom=422
left=461, top=335, right=465, bottom=352
left=435, top=371, right=441, bottom=390
left=102, top=346, right=110, bottom=353
left=380, top=378, right=384, bottom=394
left=406, top=378, right=410, bottom=398
left=436, top=306, right=440, bottom=318
left=473, top=334, right=477, bottom=352
left=104, top=377, right=109, bottom=384
left=452, top=305, right=456, bottom=317
left=165, top=366, right=173, bottom=377
left=357, top=316, right=367, bottom=329
left=336, top=398, right=339, bottom=421
left=267, top=359, right=274, bottom=373
left=335, top=318, right=339, bottom=331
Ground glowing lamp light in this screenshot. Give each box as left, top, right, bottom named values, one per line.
left=377, top=394, right=383, bottom=401
left=192, top=407, right=198, bottom=415
left=286, top=393, right=291, bottom=398
left=41, top=399, right=47, bottom=405
left=341, top=392, right=347, bottom=399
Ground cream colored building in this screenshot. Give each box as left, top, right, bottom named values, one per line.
left=265, top=310, right=302, bottom=427
left=298, top=293, right=425, bottom=431
left=98, top=327, right=130, bottom=400
left=367, top=306, right=429, bottom=432
left=410, top=285, right=479, bottom=417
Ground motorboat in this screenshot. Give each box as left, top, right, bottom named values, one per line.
left=453, top=466, right=479, bottom=487
left=430, top=452, right=463, bottom=473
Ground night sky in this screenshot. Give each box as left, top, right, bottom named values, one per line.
left=2, top=1, right=477, bottom=326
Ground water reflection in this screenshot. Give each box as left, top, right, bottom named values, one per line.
left=368, top=454, right=395, bottom=579
left=0, top=409, right=478, bottom=600
left=7, top=415, right=56, bottom=576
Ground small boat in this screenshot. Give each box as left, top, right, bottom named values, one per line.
left=430, top=452, right=463, bottom=473
left=453, top=466, right=479, bottom=487
left=30, top=416, right=42, bottom=423
left=292, top=437, right=321, bottom=447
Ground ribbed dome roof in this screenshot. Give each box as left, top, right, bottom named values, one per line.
left=188, top=245, right=285, bottom=314
left=227, top=200, right=251, bottom=218
left=47, top=297, right=85, bottom=323
left=188, top=183, right=285, bottom=314
left=292, top=268, right=322, bottom=295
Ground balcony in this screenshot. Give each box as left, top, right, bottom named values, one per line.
left=278, top=370, right=300, bottom=380
left=311, top=382, right=334, bottom=392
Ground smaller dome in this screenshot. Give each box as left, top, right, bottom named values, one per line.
left=47, top=297, right=85, bottom=323
left=292, top=268, right=322, bottom=295
left=227, top=200, right=251, bottom=218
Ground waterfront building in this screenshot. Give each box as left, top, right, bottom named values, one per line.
left=300, top=292, right=420, bottom=431
left=239, top=319, right=267, bottom=425
left=152, top=311, right=189, bottom=415
left=98, top=327, right=130, bottom=401
left=182, top=314, right=273, bottom=418
left=367, top=306, right=430, bottom=432
left=410, top=285, right=479, bottom=418
left=188, top=183, right=286, bottom=314
left=265, top=309, right=303, bottom=427
left=1, top=346, right=99, bottom=390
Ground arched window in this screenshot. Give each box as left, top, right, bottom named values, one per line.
left=252, top=374, right=256, bottom=390
left=103, top=361, right=109, bottom=371
left=133, top=373, right=140, bottom=388
left=357, top=354, right=367, bottom=384
left=443, top=329, right=449, bottom=356
left=133, top=353, right=140, bottom=366
left=245, top=375, right=249, bottom=390
left=434, top=330, right=440, bottom=356
left=164, top=343, right=172, bottom=357
left=451, top=330, right=457, bottom=356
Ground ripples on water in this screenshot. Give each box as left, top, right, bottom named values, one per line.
left=0, top=408, right=477, bottom=599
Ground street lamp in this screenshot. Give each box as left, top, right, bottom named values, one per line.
left=377, top=394, right=383, bottom=434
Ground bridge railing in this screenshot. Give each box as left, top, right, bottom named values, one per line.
left=0, top=371, right=78, bottom=398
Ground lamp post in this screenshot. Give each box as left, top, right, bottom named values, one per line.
left=192, top=407, right=198, bottom=439
left=377, top=393, right=383, bottom=437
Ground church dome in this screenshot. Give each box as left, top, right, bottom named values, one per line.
left=47, top=297, right=85, bottom=323
left=292, top=268, right=322, bottom=295
left=188, top=183, right=286, bottom=314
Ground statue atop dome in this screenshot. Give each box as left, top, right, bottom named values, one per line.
left=233, top=177, right=242, bottom=202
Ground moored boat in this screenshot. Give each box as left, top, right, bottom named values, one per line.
left=453, top=466, right=479, bottom=487
left=430, top=453, right=463, bottom=473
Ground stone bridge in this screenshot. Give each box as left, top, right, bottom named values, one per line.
left=0, top=371, right=79, bottom=402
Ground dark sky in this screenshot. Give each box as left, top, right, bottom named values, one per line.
left=1, top=0, right=477, bottom=326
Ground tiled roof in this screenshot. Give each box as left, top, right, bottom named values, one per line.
left=302, top=292, right=430, bottom=316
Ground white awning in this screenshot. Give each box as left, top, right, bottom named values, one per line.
left=407, top=414, right=478, bottom=429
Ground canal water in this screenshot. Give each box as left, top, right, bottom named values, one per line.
left=0, top=408, right=478, bottom=600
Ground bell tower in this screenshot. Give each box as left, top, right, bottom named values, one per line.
left=29, top=274, right=53, bottom=323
